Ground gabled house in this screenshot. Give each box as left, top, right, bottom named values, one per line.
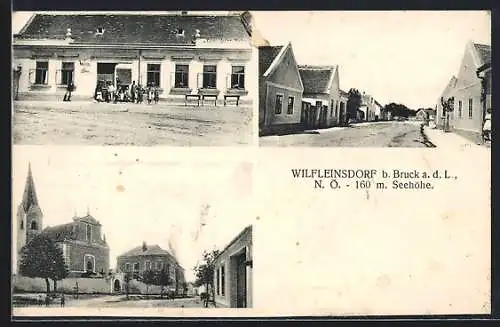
left=374, top=100, right=384, bottom=121
left=12, top=12, right=254, bottom=103
left=298, top=65, right=340, bottom=129
left=436, top=76, right=458, bottom=128
left=259, top=42, right=304, bottom=135
left=436, top=40, right=491, bottom=135
left=359, top=92, right=376, bottom=122
left=339, top=89, right=349, bottom=125
left=416, top=108, right=437, bottom=121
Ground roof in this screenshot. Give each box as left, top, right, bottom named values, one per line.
left=15, top=13, right=251, bottom=45
left=215, top=225, right=252, bottom=261
left=339, top=89, right=349, bottom=97
left=118, top=244, right=176, bottom=258
left=472, top=43, right=491, bottom=66
left=20, top=163, right=41, bottom=214
left=259, top=45, right=284, bottom=77
left=41, top=223, right=76, bottom=242
left=74, top=214, right=101, bottom=226
left=298, top=65, right=337, bottom=94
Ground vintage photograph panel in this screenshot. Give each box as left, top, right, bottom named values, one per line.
left=12, top=11, right=256, bottom=146
left=12, top=147, right=254, bottom=316
left=255, top=11, right=491, bottom=148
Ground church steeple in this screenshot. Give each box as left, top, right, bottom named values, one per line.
left=21, top=162, right=40, bottom=214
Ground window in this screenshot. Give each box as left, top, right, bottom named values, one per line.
left=147, top=64, right=161, bottom=87
left=176, top=28, right=184, bottom=35
left=125, top=263, right=131, bottom=272
left=468, top=99, right=473, bottom=118
left=96, top=27, right=104, bottom=34
left=84, top=254, right=95, bottom=272
left=156, top=261, right=163, bottom=270
left=30, top=221, right=38, bottom=230
left=133, top=263, right=139, bottom=271
left=35, top=61, right=48, bottom=85
left=216, top=268, right=220, bottom=295
left=60, top=62, right=74, bottom=85
left=20, top=220, right=24, bottom=230
left=221, top=264, right=225, bottom=296
left=174, top=64, right=189, bottom=88
left=275, top=95, right=283, bottom=114
left=203, top=65, right=217, bottom=89
left=145, top=260, right=152, bottom=270
left=86, top=224, right=92, bottom=241
left=287, top=96, right=295, bottom=114
left=458, top=100, right=462, bottom=118
left=231, top=66, right=245, bottom=89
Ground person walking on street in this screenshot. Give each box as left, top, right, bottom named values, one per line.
left=60, top=293, right=65, bottom=307
left=45, top=295, right=50, bottom=307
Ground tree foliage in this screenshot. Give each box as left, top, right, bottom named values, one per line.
left=19, top=234, right=68, bottom=293
left=383, top=102, right=414, bottom=119
left=193, top=249, right=220, bottom=306
left=346, top=88, right=362, bottom=124
left=141, top=269, right=156, bottom=295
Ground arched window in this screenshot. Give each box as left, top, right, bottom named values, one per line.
left=86, top=224, right=92, bottom=241
left=30, top=221, right=38, bottom=230
left=84, top=254, right=95, bottom=273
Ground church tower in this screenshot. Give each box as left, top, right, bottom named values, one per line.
left=16, top=163, right=43, bottom=262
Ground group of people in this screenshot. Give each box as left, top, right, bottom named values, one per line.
left=94, top=80, right=160, bottom=104
left=38, top=293, right=65, bottom=307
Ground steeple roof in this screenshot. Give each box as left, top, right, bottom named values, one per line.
left=21, top=163, right=41, bottom=213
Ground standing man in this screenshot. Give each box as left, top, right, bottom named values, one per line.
left=63, top=81, right=75, bottom=102
left=60, top=293, right=66, bottom=307
left=130, top=81, right=136, bottom=103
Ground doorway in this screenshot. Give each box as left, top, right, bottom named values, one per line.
left=235, top=253, right=247, bottom=308
left=113, top=279, right=121, bottom=292
left=97, top=63, right=117, bottom=86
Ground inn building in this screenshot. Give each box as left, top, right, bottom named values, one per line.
left=12, top=12, right=255, bottom=103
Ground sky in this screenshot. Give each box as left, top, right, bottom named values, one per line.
left=12, top=11, right=490, bottom=108
left=12, top=147, right=254, bottom=282
left=252, top=11, right=491, bottom=109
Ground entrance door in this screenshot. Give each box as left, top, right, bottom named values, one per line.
left=115, top=64, right=132, bottom=91
left=236, top=254, right=247, bottom=308
left=97, top=63, right=117, bottom=86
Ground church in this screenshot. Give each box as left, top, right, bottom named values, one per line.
left=15, top=164, right=110, bottom=277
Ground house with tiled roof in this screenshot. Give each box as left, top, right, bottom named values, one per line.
left=116, top=242, right=185, bottom=292
left=259, top=42, right=304, bottom=135
left=359, top=92, right=376, bottom=122
left=12, top=12, right=254, bottom=103
left=213, top=225, right=252, bottom=308
left=15, top=163, right=110, bottom=277
left=436, top=40, right=491, bottom=135
left=298, top=65, right=342, bottom=129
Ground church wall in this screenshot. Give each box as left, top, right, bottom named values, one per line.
left=66, top=241, right=110, bottom=274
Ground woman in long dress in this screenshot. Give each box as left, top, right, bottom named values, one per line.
left=483, top=108, right=491, bottom=142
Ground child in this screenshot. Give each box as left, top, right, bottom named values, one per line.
left=147, top=85, right=153, bottom=104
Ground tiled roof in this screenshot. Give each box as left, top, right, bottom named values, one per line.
left=118, top=244, right=174, bottom=257
left=298, top=65, right=336, bottom=94
left=41, top=223, right=76, bottom=242
left=473, top=43, right=491, bottom=65
left=215, top=225, right=252, bottom=261
left=15, top=13, right=251, bottom=45
left=259, top=45, right=284, bottom=77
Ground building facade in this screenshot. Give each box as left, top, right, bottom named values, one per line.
left=116, top=243, right=185, bottom=292
left=299, top=65, right=341, bottom=129
left=259, top=43, right=304, bottom=135
left=213, top=225, right=252, bottom=308
left=13, top=12, right=254, bottom=103
left=15, top=164, right=110, bottom=277
left=360, top=93, right=376, bottom=122
left=436, top=41, right=491, bottom=135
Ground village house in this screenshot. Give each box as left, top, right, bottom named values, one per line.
left=339, top=89, right=349, bottom=125
left=116, top=242, right=185, bottom=292
left=436, top=76, right=458, bottom=128
left=374, top=100, right=385, bottom=121
left=12, top=12, right=254, bottom=104
left=213, top=225, right=252, bottom=308
left=416, top=108, right=437, bottom=121
left=359, top=92, right=376, bottom=122
left=298, top=65, right=341, bottom=129
left=436, top=41, right=491, bottom=135
left=15, top=164, right=110, bottom=277
left=258, top=43, right=304, bottom=135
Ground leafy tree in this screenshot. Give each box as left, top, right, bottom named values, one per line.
left=193, top=249, right=220, bottom=307
left=150, top=268, right=172, bottom=299
left=346, top=88, right=362, bottom=125
left=141, top=269, right=156, bottom=296
left=19, top=234, right=68, bottom=294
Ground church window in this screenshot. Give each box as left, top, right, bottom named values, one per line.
left=84, top=254, right=96, bottom=273
left=30, top=220, right=38, bottom=230
left=86, top=224, right=92, bottom=241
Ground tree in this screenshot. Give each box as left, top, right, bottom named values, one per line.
left=193, top=249, right=220, bottom=308
left=124, top=272, right=132, bottom=300
left=19, top=234, right=68, bottom=294
left=141, top=269, right=156, bottom=296
left=346, top=88, right=362, bottom=125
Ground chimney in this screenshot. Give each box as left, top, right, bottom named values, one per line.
left=142, top=241, right=148, bottom=252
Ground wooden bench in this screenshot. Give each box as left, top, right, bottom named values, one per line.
left=185, top=94, right=200, bottom=106
left=224, top=95, right=240, bottom=106
left=201, top=94, right=218, bottom=106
